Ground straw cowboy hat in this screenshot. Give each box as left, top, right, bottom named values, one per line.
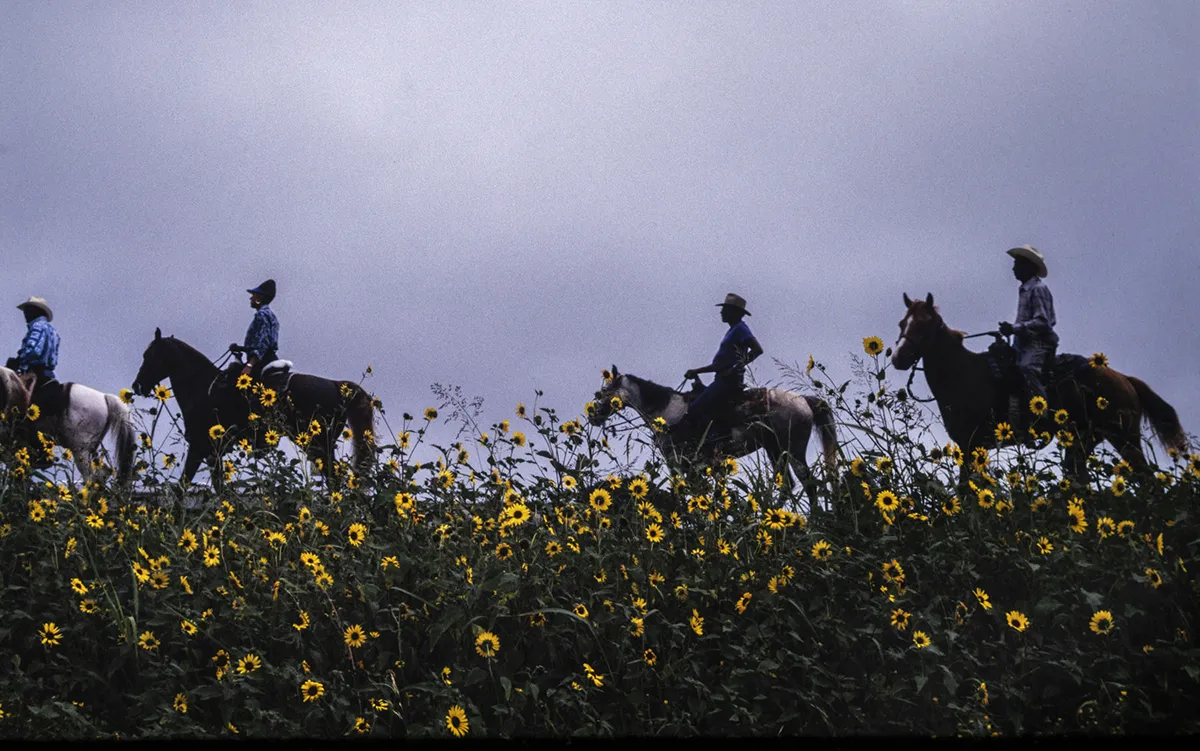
left=716, top=293, right=751, bottom=315
left=17, top=296, right=53, bottom=322
left=1006, top=245, right=1048, bottom=278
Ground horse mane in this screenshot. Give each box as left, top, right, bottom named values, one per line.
left=623, top=374, right=678, bottom=414
left=161, top=336, right=220, bottom=372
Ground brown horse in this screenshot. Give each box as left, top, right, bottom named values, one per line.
left=891, top=293, right=1187, bottom=478
left=131, top=329, right=375, bottom=487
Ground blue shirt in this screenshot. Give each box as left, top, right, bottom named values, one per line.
left=1014, top=277, right=1058, bottom=345
left=712, top=320, right=756, bottom=379
left=243, top=305, right=279, bottom=361
left=16, top=316, right=59, bottom=379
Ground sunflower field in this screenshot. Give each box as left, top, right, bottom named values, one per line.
left=1, top=349, right=1198, bottom=738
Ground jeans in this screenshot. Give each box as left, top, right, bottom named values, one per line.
left=688, top=376, right=743, bottom=428
left=1015, top=338, right=1056, bottom=400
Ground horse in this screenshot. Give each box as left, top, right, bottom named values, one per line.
left=588, top=365, right=839, bottom=511
left=0, top=366, right=136, bottom=484
left=130, top=329, right=376, bottom=487
left=890, top=293, right=1188, bottom=479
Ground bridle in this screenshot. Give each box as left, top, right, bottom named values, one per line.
left=896, top=314, right=1004, bottom=404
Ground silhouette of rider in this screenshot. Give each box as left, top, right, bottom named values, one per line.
left=998, top=246, right=1058, bottom=404
left=671, top=293, right=763, bottom=442
left=231, top=279, right=279, bottom=381
left=7, top=296, right=65, bottom=422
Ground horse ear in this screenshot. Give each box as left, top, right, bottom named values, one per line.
left=903, top=293, right=913, bottom=308
left=925, top=293, right=934, bottom=307
left=611, top=364, right=619, bottom=377
left=155, top=327, right=161, bottom=340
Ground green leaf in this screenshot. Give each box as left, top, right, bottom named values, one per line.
left=500, top=675, right=512, bottom=701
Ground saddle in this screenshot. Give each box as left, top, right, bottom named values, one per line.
left=680, top=385, right=771, bottom=447
left=214, top=360, right=295, bottom=399
left=985, top=340, right=1090, bottom=429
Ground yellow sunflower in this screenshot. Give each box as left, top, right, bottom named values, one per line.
left=445, top=705, right=469, bottom=737
left=474, top=630, right=500, bottom=658
left=912, top=630, right=931, bottom=648
left=344, top=624, right=368, bottom=648
left=1006, top=610, right=1030, bottom=632
left=1089, top=610, right=1114, bottom=635
left=862, top=336, right=885, bottom=356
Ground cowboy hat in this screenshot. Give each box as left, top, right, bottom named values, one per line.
left=716, top=292, right=751, bottom=315
left=247, top=279, right=277, bottom=303
left=1006, top=245, right=1048, bottom=278
left=16, top=296, right=53, bottom=322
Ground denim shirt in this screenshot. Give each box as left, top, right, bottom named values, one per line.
left=243, top=305, right=279, bottom=361
left=16, top=316, right=59, bottom=379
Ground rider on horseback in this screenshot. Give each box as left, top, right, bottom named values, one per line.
left=234, top=279, right=280, bottom=380
left=998, top=246, right=1058, bottom=410
left=7, top=296, right=65, bottom=422
left=671, top=293, right=763, bottom=444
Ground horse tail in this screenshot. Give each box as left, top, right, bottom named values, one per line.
left=1127, top=376, right=1188, bottom=454
left=104, top=393, right=137, bottom=484
left=344, top=382, right=376, bottom=470
left=804, top=395, right=840, bottom=474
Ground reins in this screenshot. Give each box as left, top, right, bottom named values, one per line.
left=904, top=329, right=1005, bottom=404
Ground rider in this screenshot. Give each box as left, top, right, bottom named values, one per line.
left=998, top=246, right=1058, bottom=405
left=671, top=293, right=763, bottom=442
left=7, top=296, right=65, bottom=421
left=235, top=279, right=279, bottom=380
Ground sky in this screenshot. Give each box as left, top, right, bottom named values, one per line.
left=2, top=1, right=1197, bottom=480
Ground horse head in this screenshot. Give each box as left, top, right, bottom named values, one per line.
left=132, top=328, right=173, bottom=397
left=588, top=364, right=627, bottom=426
left=892, top=293, right=942, bottom=371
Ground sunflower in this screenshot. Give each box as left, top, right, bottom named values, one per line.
left=623, top=477, right=651, bottom=502
left=544, top=540, right=562, bottom=557
left=1053, top=408, right=1069, bottom=425
left=203, top=546, right=221, bottom=567
left=1028, top=395, right=1048, bottom=415
left=138, top=631, right=159, bottom=651
left=994, top=422, right=1014, bottom=442
left=1089, top=352, right=1109, bottom=369
left=970, top=447, right=989, bottom=471
left=573, top=603, right=589, bottom=619
left=1006, top=610, right=1030, bottom=632
left=645, top=524, right=665, bottom=543
left=39, top=622, right=62, bottom=647
left=1116, top=520, right=1134, bottom=537
left=643, top=648, right=658, bottom=666
left=264, top=429, right=281, bottom=446
left=560, top=475, right=578, bottom=490
left=446, top=705, right=469, bottom=738
left=79, top=599, right=99, bottom=614
left=912, top=630, right=931, bottom=648
left=424, top=407, right=438, bottom=421
left=874, top=490, right=900, bottom=513
left=891, top=608, right=911, bottom=630
left=1096, top=517, right=1116, bottom=539
left=811, top=540, right=833, bottom=561
left=881, top=559, right=905, bottom=583
left=1096, top=396, right=1109, bottom=410
left=862, top=336, right=885, bottom=356
left=1068, top=505, right=1088, bottom=535
left=347, top=523, right=367, bottom=547
left=300, top=679, right=325, bottom=702
left=1111, top=477, right=1127, bottom=497
left=154, top=385, right=172, bottom=402
left=26, top=403, right=42, bottom=421
left=494, top=542, right=513, bottom=560
left=344, top=624, right=368, bottom=648
left=1145, top=568, right=1163, bottom=589
left=235, top=373, right=253, bottom=390
left=763, top=508, right=789, bottom=530
left=690, top=608, right=704, bottom=636
left=436, top=470, right=454, bottom=489
left=237, top=654, right=262, bottom=674
left=735, top=592, right=752, bottom=614
left=474, top=630, right=500, bottom=658
left=1037, top=537, right=1054, bottom=555
left=1089, top=610, right=1115, bottom=635
left=589, top=489, right=612, bottom=512
left=208, top=424, right=226, bottom=441
left=976, top=489, right=995, bottom=509
left=511, top=431, right=527, bottom=447
left=504, top=504, right=531, bottom=526
left=973, top=588, right=993, bottom=610
left=941, top=496, right=961, bottom=516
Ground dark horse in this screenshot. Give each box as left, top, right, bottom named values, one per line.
left=131, top=329, right=375, bottom=486
left=891, top=293, right=1187, bottom=478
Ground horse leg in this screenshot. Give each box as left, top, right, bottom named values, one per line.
left=181, top=445, right=206, bottom=488
left=1113, top=425, right=1150, bottom=473
left=763, top=443, right=795, bottom=503
left=789, top=452, right=819, bottom=515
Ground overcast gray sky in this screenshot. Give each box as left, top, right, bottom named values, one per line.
left=3, top=1, right=1197, bottom=474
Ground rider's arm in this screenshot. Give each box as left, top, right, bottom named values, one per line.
left=745, top=337, right=763, bottom=364
left=685, top=363, right=719, bottom=378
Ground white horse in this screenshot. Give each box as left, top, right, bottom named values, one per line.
left=589, top=365, right=840, bottom=511
left=1, top=367, right=136, bottom=484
